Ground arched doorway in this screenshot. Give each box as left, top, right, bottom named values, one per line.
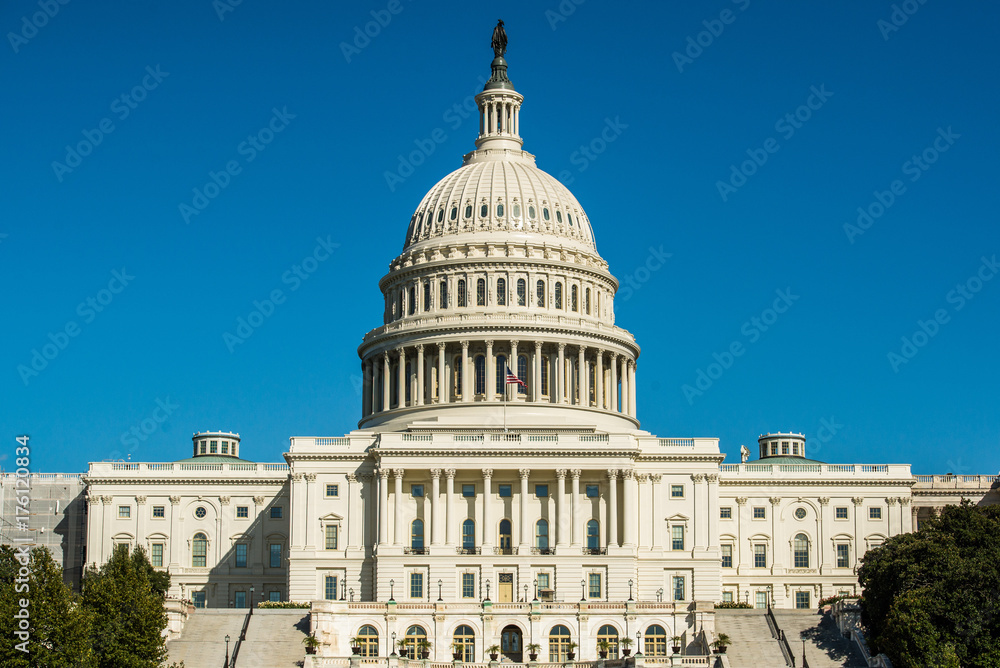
left=500, top=625, right=522, bottom=663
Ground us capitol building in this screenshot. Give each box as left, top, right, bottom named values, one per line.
left=11, top=26, right=998, bottom=663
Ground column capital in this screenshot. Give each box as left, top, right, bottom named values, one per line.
left=622, top=469, right=635, bottom=480
left=851, top=497, right=864, bottom=506
left=346, top=473, right=358, bottom=483
left=445, top=468, right=457, bottom=479
left=510, top=339, right=519, bottom=350
left=607, top=469, right=619, bottom=479
left=555, top=469, right=567, bottom=479
left=557, top=342, right=567, bottom=351
left=430, top=468, right=442, bottom=479
left=482, top=468, right=494, bottom=479
left=818, top=497, right=830, bottom=506
left=437, top=341, right=447, bottom=352
left=460, top=340, right=470, bottom=350
left=691, top=473, right=706, bottom=483
left=379, top=468, right=391, bottom=480
left=292, top=473, right=304, bottom=482
left=170, top=496, right=182, bottom=505
left=304, top=473, right=317, bottom=482
left=635, top=473, right=648, bottom=483
left=217, top=496, right=228, bottom=506
left=518, top=468, right=530, bottom=479
left=886, top=497, right=898, bottom=506
left=395, top=346, right=405, bottom=355
left=393, top=468, right=405, bottom=479
left=899, top=497, right=911, bottom=506
left=253, top=495, right=266, bottom=505
left=650, top=473, right=662, bottom=483
left=135, top=495, right=147, bottom=505
left=534, top=340, right=542, bottom=351
left=769, top=496, right=782, bottom=506
left=609, top=351, right=619, bottom=360
left=485, top=339, right=493, bottom=347
left=383, top=351, right=390, bottom=361
left=87, top=495, right=101, bottom=506
left=735, top=496, right=747, bottom=505
left=705, top=473, right=719, bottom=483
left=415, top=343, right=424, bottom=353
left=570, top=469, right=582, bottom=479
left=578, top=345, right=587, bottom=353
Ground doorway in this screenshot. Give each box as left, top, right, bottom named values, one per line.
left=499, top=519, right=513, bottom=555
left=498, top=572, right=513, bottom=602
left=500, top=624, right=522, bottom=662
left=234, top=591, right=246, bottom=608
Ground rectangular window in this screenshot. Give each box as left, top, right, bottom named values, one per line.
left=588, top=573, right=602, bottom=599
left=795, top=591, right=811, bottom=609
left=462, top=484, right=475, bottom=498
left=792, top=443, right=798, bottom=455
left=411, top=484, right=424, bottom=497
left=118, top=506, right=130, bottom=518
left=721, top=544, right=733, bottom=568
left=235, top=543, right=247, bottom=568
left=424, top=281, right=431, bottom=311
left=722, top=591, right=733, bottom=603
left=586, top=484, right=599, bottom=498
left=781, top=442, right=789, bottom=455
left=498, top=484, right=512, bottom=498
left=269, top=591, right=280, bottom=603
left=869, top=507, right=882, bottom=520
left=325, top=525, right=338, bottom=550
left=672, top=576, right=685, bottom=601
left=410, top=572, right=423, bottom=599
left=754, top=544, right=767, bottom=568
left=152, top=505, right=165, bottom=518
left=671, top=525, right=684, bottom=551
left=837, top=544, right=850, bottom=568
left=193, top=591, right=206, bottom=608
left=199, top=442, right=207, bottom=455
left=720, top=507, right=732, bottom=519
left=671, top=485, right=684, bottom=498
left=325, top=575, right=338, bottom=601
left=210, top=440, right=218, bottom=453
left=326, top=484, right=339, bottom=497
left=270, top=506, right=282, bottom=519
left=537, top=573, right=550, bottom=594
left=269, top=543, right=281, bottom=568
left=753, top=506, right=766, bottom=519
left=770, top=443, right=777, bottom=455
left=236, top=506, right=249, bottom=518
left=461, top=573, right=475, bottom=598
left=535, top=484, right=548, bottom=498
left=222, top=441, right=229, bottom=454
left=151, top=543, right=163, bottom=567
left=836, top=506, right=848, bottom=519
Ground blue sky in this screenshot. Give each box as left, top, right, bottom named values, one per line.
left=2, top=0, right=998, bottom=475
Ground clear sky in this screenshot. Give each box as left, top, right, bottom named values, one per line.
left=2, top=0, right=998, bottom=475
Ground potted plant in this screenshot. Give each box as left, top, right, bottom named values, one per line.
left=597, top=639, right=610, bottom=659
left=526, top=643, right=541, bottom=662
left=418, top=638, right=432, bottom=659
left=487, top=644, right=501, bottom=661
left=620, top=636, right=633, bottom=657
left=303, top=633, right=320, bottom=655
left=566, top=641, right=578, bottom=661
left=350, top=637, right=363, bottom=656
left=670, top=636, right=682, bottom=654
left=451, top=641, right=465, bottom=661
left=711, top=634, right=730, bottom=654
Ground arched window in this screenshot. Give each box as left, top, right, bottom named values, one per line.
left=535, top=519, right=549, bottom=551
left=437, top=209, right=444, bottom=223
left=571, top=285, right=578, bottom=311
left=644, top=625, right=668, bottom=657
left=462, top=519, right=475, bottom=551
left=397, top=290, right=403, bottom=318
left=556, top=210, right=563, bottom=223
left=536, top=280, right=545, bottom=307
left=548, top=625, right=571, bottom=662
left=498, top=519, right=513, bottom=554
left=423, top=281, right=431, bottom=311
left=586, top=520, right=600, bottom=551
left=477, top=278, right=486, bottom=306
left=440, top=280, right=447, bottom=308
left=453, top=625, right=475, bottom=663
left=357, top=625, right=379, bottom=657
left=528, top=205, right=536, bottom=219
left=554, top=282, right=563, bottom=309
left=453, top=356, right=462, bottom=396
left=408, top=287, right=416, bottom=315
left=480, top=204, right=488, bottom=218
left=474, top=355, right=486, bottom=395
left=512, top=203, right=521, bottom=218
left=517, top=355, right=527, bottom=395
left=405, top=362, right=412, bottom=403
left=450, top=206, right=458, bottom=221
left=543, top=207, right=550, bottom=221
left=567, top=213, right=573, bottom=226
left=794, top=533, right=810, bottom=568
left=403, top=625, right=427, bottom=659
left=597, top=625, right=619, bottom=659
left=192, top=532, right=207, bottom=567
left=390, top=364, right=398, bottom=407
left=497, top=203, right=504, bottom=217
left=589, top=364, right=596, bottom=406
left=411, top=519, right=424, bottom=551
left=465, top=204, right=473, bottom=219
left=495, top=355, right=507, bottom=395
left=540, top=356, right=549, bottom=396
left=497, top=278, right=506, bottom=305
left=585, top=287, right=591, bottom=315
left=516, top=279, right=526, bottom=306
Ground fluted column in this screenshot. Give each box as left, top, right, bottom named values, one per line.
left=346, top=474, right=359, bottom=548
left=485, top=340, right=495, bottom=401
left=902, top=497, right=913, bottom=533
left=620, top=357, right=629, bottom=415
left=534, top=341, right=543, bottom=401
left=482, top=469, right=494, bottom=549
left=610, top=353, right=619, bottom=412
left=510, top=341, right=520, bottom=401
left=707, top=474, right=720, bottom=549
left=362, top=359, right=372, bottom=416
left=519, top=469, right=530, bottom=548
left=445, top=469, right=456, bottom=546
left=577, top=346, right=587, bottom=405
left=623, top=469, right=637, bottom=548
left=430, top=469, right=442, bottom=546
left=596, top=350, right=604, bottom=409
left=291, top=473, right=304, bottom=548
left=556, top=469, right=568, bottom=548
left=396, top=347, right=406, bottom=408
left=570, top=469, right=582, bottom=547
left=650, top=474, right=661, bottom=549
left=691, top=474, right=707, bottom=550
left=416, top=344, right=425, bottom=406
left=437, top=342, right=447, bottom=404
left=628, top=360, right=637, bottom=417
left=557, top=343, right=566, bottom=404
left=382, top=352, right=391, bottom=411
left=461, top=341, right=471, bottom=402
left=607, top=470, right=619, bottom=548
left=378, top=468, right=389, bottom=546
left=393, top=469, right=405, bottom=546
left=304, top=473, right=316, bottom=548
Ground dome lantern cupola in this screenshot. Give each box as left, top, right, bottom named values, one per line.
left=473, top=21, right=524, bottom=153
left=758, top=432, right=807, bottom=460
left=191, top=431, right=241, bottom=459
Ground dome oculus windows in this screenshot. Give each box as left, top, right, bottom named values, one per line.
left=195, top=507, right=207, bottom=519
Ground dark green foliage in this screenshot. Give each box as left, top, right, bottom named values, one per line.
left=0, top=545, right=95, bottom=667
left=858, top=500, right=1000, bottom=668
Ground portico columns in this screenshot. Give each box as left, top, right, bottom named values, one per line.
left=650, top=474, right=661, bottom=549
left=482, top=469, right=494, bottom=549
left=570, top=469, right=581, bottom=547
left=577, top=346, right=587, bottom=406
left=620, top=357, right=629, bottom=415
left=430, top=469, right=442, bottom=546
left=304, top=473, right=316, bottom=549
left=902, top=497, right=913, bottom=532
left=519, top=469, right=530, bottom=549
left=623, top=469, right=637, bottom=548
left=437, top=342, right=447, bottom=404
left=607, top=470, right=619, bottom=548
left=557, top=343, right=566, bottom=404
left=382, top=353, right=391, bottom=412
left=485, top=340, right=495, bottom=401
left=397, top=348, right=406, bottom=408
left=445, top=469, right=456, bottom=546
left=628, top=360, right=637, bottom=417
left=378, top=469, right=389, bottom=546
left=393, top=469, right=405, bottom=546
left=534, top=341, right=543, bottom=401
left=596, top=351, right=604, bottom=409
left=416, top=344, right=425, bottom=406
left=610, top=353, right=619, bottom=412
left=556, top=469, right=568, bottom=548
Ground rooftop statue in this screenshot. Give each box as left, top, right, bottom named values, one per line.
left=491, top=19, right=507, bottom=58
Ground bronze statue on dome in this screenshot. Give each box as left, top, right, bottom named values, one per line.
left=491, top=20, right=507, bottom=58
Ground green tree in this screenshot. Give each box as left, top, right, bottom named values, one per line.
left=858, top=500, right=1000, bottom=668
left=81, top=544, right=171, bottom=668
left=0, top=545, right=94, bottom=667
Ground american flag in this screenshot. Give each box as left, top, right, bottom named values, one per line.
left=505, top=365, right=526, bottom=388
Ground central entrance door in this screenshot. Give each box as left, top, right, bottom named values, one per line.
left=500, top=625, right=522, bottom=663
left=498, top=572, right=513, bottom=602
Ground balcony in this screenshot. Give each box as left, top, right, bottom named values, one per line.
left=456, top=547, right=481, bottom=555
left=719, top=462, right=911, bottom=479
left=582, top=547, right=607, bottom=555
left=493, top=547, right=518, bottom=555
left=530, top=547, right=555, bottom=555
left=403, top=547, right=428, bottom=555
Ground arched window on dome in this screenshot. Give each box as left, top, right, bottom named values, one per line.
left=528, top=205, right=536, bottom=219
left=516, top=279, right=526, bottom=306
left=536, top=280, right=545, bottom=307
left=477, top=278, right=486, bottom=306
left=589, top=364, right=596, bottom=406
left=567, top=213, right=573, bottom=226
left=450, top=206, right=458, bottom=221
left=437, top=209, right=444, bottom=223
left=439, top=280, right=447, bottom=309
left=585, top=288, right=591, bottom=315
left=423, top=281, right=431, bottom=311
left=571, top=285, right=578, bottom=312
left=474, top=355, right=486, bottom=396
left=465, top=204, right=473, bottom=219
left=496, top=203, right=504, bottom=218
left=512, top=203, right=521, bottom=219
left=495, top=355, right=507, bottom=395
left=543, top=207, right=550, bottom=221
left=556, top=210, right=563, bottom=223
left=794, top=533, right=810, bottom=568
left=405, top=362, right=412, bottom=404
left=390, top=364, right=398, bottom=407
left=496, top=278, right=506, bottom=305
left=457, top=280, right=467, bottom=308
left=517, top=355, right=527, bottom=395
left=397, top=290, right=403, bottom=319
left=554, top=282, right=563, bottom=309
left=408, top=287, right=416, bottom=315
left=480, top=204, right=488, bottom=218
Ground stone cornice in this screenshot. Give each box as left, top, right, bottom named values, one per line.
left=719, top=478, right=915, bottom=488
left=82, top=477, right=289, bottom=486
left=380, top=254, right=616, bottom=290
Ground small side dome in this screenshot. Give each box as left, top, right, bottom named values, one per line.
left=190, top=431, right=242, bottom=459
left=758, top=432, right=817, bottom=461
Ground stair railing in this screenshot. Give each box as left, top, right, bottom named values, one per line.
left=228, top=603, right=254, bottom=667
left=766, top=604, right=796, bottom=667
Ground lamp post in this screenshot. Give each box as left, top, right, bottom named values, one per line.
left=657, top=588, right=664, bottom=602
left=349, top=588, right=355, bottom=602
left=224, top=634, right=231, bottom=667
left=744, top=591, right=750, bottom=605
left=438, top=579, right=443, bottom=601
left=768, top=584, right=773, bottom=608
left=249, top=585, right=254, bottom=610
left=581, top=579, right=586, bottom=601
left=523, top=584, right=529, bottom=602
left=342, top=580, right=347, bottom=600
left=628, top=579, right=634, bottom=601
left=391, top=632, right=397, bottom=656
left=485, top=578, right=491, bottom=601
left=533, top=579, right=538, bottom=601
left=636, top=631, right=642, bottom=655
left=389, top=579, right=395, bottom=602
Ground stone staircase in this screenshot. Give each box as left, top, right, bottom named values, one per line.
left=166, top=609, right=247, bottom=667
left=236, top=609, right=310, bottom=667
left=714, top=610, right=788, bottom=668
left=772, top=610, right=867, bottom=668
